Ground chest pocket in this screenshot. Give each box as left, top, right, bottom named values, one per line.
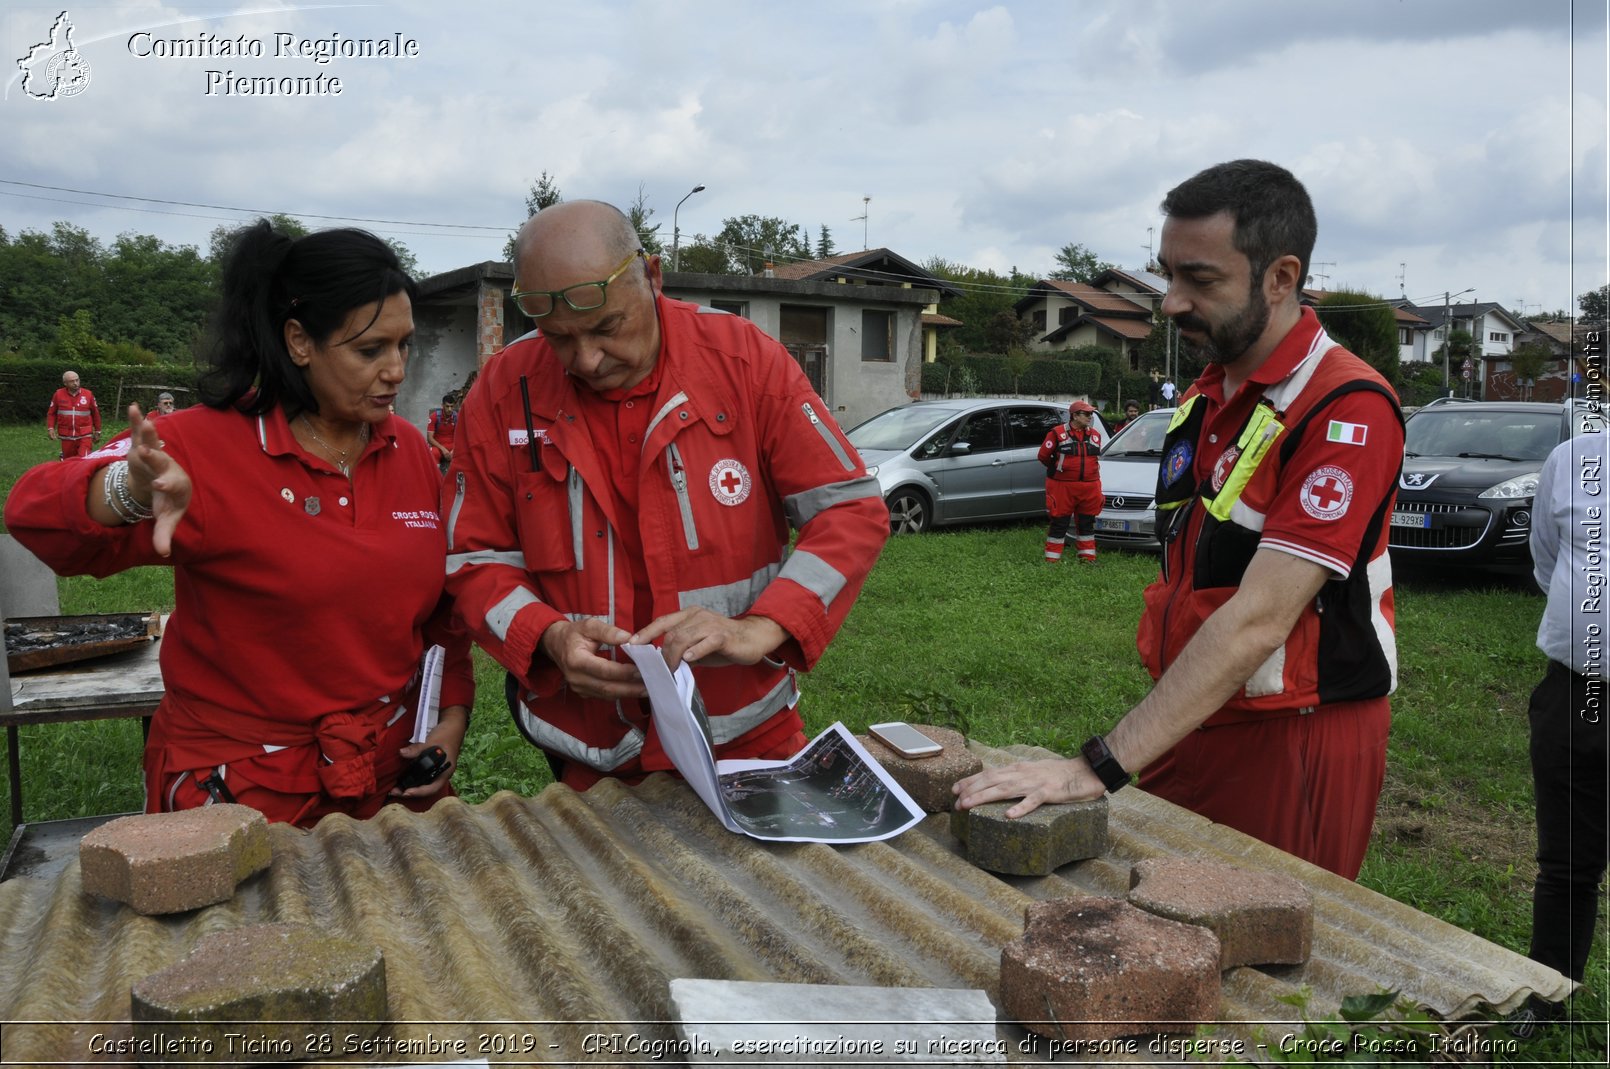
left=515, top=445, right=582, bottom=573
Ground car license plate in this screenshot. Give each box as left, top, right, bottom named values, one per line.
left=1389, top=510, right=1430, bottom=529
left=1096, top=518, right=1131, bottom=533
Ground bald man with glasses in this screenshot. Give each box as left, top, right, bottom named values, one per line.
left=444, top=200, right=889, bottom=791
left=46, top=370, right=102, bottom=459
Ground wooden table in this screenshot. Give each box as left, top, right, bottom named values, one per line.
left=2, top=625, right=163, bottom=827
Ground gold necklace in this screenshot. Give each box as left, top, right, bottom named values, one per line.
left=299, top=415, right=369, bottom=476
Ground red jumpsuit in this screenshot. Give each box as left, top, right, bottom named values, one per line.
left=1136, top=308, right=1403, bottom=878
left=4, top=404, right=475, bottom=826
left=1038, top=422, right=1102, bottom=561
left=427, top=406, right=457, bottom=468
left=46, top=386, right=101, bottom=459
left=443, top=296, right=890, bottom=789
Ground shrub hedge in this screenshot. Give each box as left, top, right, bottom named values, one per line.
left=924, top=355, right=1101, bottom=396
left=0, top=357, right=201, bottom=423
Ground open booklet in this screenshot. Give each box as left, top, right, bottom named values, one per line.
left=623, top=645, right=924, bottom=844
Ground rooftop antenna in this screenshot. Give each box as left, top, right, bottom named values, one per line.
left=1143, top=226, right=1154, bottom=270
left=851, top=196, right=870, bottom=250
left=1311, top=261, right=1335, bottom=289
left=1397, top=262, right=1406, bottom=298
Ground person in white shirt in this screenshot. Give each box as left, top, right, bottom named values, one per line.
left=1513, top=424, right=1608, bottom=1034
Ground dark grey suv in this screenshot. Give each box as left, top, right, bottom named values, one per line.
left=1390, top=398, right=1601, bottom=569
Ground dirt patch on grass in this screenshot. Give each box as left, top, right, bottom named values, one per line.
left=1376, top=778, right=1534, bottom=881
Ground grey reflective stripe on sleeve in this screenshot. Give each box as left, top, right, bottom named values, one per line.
left=679, top=561, right=783, bottom=616
left=644, top=391, right=690, bottom=444
left=777, top=549, right=848, bottom=610
left=568, top=465, right=586, bottom=571
left=708, top=670, right=799, bottom=745
left=783, top=476, right=883, bottom=529
left=487, top=587, right=541, bottom=642
left=446, top=470, right=468, bottom=547
left=802, top=401, right=857, bottom=471
left=446, top=549, right=528, bottom=575
left=513, top=695, right=646, bottom=771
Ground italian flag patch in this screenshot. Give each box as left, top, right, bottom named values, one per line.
left=1326, top=420, right=1368, bottom=446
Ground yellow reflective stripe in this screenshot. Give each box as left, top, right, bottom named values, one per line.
left=1205, top=405, right=1285, bottom=521
left=1167, top=395, right=1200, bottom=432
left=1154, top=396, right=1204, bottom=513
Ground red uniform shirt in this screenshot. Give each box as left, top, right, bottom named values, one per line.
left=5, top=405, right=474, bottom=818
left=444, top=297, right=890, bottom=786
left=46, top=386, right=101, bottom=438
left=1180, top=310, right=1401, bottom=581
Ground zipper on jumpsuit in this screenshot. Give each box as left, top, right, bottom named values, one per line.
left=802, top=401, right=857, bottom=471
left=666, top=441, right=700, bottom=551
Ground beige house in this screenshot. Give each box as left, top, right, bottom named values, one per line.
left=1014, top=271, right=1160, bottom=366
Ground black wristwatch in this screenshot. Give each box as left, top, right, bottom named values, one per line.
left=1080, top=735, right=1130, bottom=793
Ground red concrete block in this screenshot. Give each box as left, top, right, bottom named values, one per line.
left=1127, top=858, right=1313, bottom=969
left=1000, top=895, right=1221, bottom=1041
left=79, top=804, right=271, bottom=915
left=132, top=922, right=386, bottom=1061
left=857, top=725, right=983, bottom=812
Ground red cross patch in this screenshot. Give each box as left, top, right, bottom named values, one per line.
left=1300, top=465, right=1354, bottom=521
left=708, top=458, right=752, bottom=507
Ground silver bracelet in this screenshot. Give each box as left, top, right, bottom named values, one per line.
left=106, top=461, right=154, bottom=522
left=102, top=463, right=135, bottom=524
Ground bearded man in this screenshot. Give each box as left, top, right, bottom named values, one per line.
left=957, top=160, right=1403, bottom=879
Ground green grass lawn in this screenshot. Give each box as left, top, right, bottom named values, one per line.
left=2, top=421, right=1603, bottom=1060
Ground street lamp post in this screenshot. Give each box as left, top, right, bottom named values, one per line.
left=671, top=184, right=705, bottom=273
left=1440, top=287, right=1476, bottom=394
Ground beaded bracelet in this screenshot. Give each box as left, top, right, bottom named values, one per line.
left=105, top=461, right=154, bottom=523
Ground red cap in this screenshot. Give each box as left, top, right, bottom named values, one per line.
left=1068, top=400, right=1097, bottom=414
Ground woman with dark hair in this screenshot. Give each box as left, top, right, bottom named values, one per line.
left=5, top=220, right=473, bottom=827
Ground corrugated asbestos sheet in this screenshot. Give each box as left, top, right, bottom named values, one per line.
left=0, top=742, right=1572, bottom=1066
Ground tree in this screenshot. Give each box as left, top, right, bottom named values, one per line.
left=502, top=171, right=563, bottom=260
left=1314, top=290, right=1399, bottom=381
left=1580, top=284, right=1609, bottom=322
left=816, top=225, right=836, bottom=259
left=627, top=183, right=664, bottom=256
left=716, top=215, right=810, bottom=274
left=383, top=238, right=419, bottom=278
left=922, top=257, right=1035, bottom=354
left=982, top=309, right=1033, bottom=354
left=1050, top=242, right=1116, bottom=283
left=100, top=232, right=216, bottom=359
left=1509, top=340, right=1552, bottom=398
left=673, top=235, right=735, bottom=275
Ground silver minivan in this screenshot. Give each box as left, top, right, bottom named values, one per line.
left=848, top=398, right=1109, bottom=534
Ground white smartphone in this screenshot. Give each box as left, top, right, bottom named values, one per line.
left=868, top=722, right=942, bottom=759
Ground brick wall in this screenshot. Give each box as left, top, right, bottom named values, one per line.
left=477, top=285, right=505, bottom=366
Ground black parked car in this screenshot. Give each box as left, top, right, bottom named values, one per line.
left=1389, top=398, right=1601, bottom=570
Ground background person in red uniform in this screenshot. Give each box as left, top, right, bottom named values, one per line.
left=957, top=160, right=1402, bottom=880
left=45, top=369, right=101, bottom=459
left=1037, top=399, right=1103, bottom=563
left=6, top=221, right=473, bottom=827
left=444, top=200, right=889, bottom=790
left=425, top=392, right=457, bottom=472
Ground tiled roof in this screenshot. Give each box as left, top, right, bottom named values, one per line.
left=922, top=312, right=964, bottom=328
left=1045, top=315, right=1155, bottom=345
left=762, top=248, right=962, bottom=298
left=1022, top=281, right=1150, bottom=319
left=766, top=250, right=875, bottom=280
left=0, top=744, right=1568, bottom=1062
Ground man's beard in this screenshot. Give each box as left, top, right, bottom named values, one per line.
left=1173, top=286, right=1269, bottom=365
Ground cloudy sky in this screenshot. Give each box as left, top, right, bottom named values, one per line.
left=3, top=0, right=1606, bottom=316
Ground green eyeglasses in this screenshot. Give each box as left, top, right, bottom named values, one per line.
left=511, top=249, right=645, bottom=318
